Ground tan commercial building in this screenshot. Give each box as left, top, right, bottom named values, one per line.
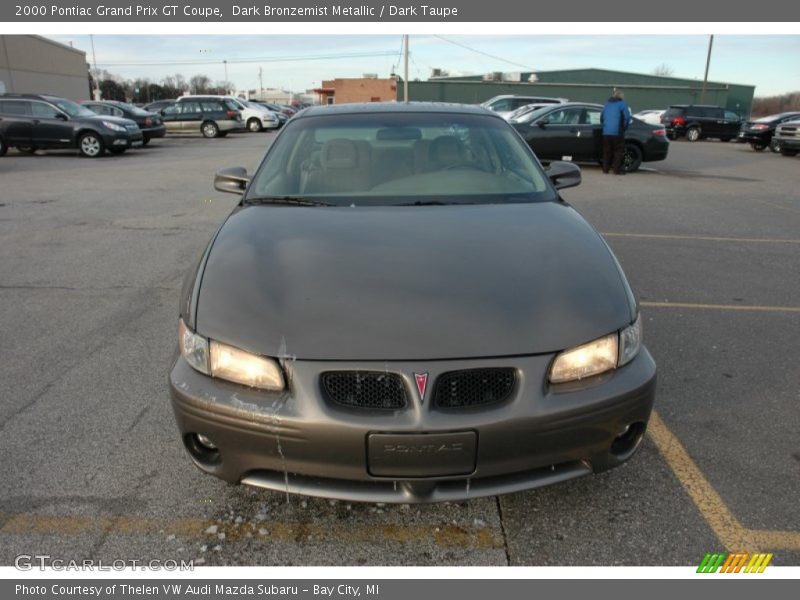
left=0, top=35, right=89, bottom=99
left=314, top=76, right=398, bottom=105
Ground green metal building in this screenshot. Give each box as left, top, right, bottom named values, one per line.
left=403, top=68, right=755, bottom=117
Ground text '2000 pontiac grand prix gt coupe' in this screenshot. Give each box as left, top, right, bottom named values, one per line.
left=169, top=102, right=656, bottom=503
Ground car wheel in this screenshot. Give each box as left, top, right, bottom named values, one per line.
left=750, top=142, right=767, bottom=151
left=108, top=148, right=126, bottom=155
left=769, top=140, right=782, bottom=153
left=141, top=137, right=150, bottom=146
left=780, top=148, right=799, bottom=157
left=78, top=133, right=104, bottom=158
left=623, top=143, right=642, bottom=172
left=686, top=127, right=701, bottom=142
left=0, top=137, right=7, bottom=156
left=17, top=146, right=38, bottom=154
left=247, top=118, right=262, bottom=132
left=201, top=121, right=220, bottom=138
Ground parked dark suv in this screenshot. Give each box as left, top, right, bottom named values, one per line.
left=83, top=100, right=167, bottom=145
left=0, top=93, right=143, bottom=157
left=661, top=105, right=741, bottom=142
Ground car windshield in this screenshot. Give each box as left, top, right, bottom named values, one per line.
left=49, top=97, right=96, bottom=117
left=115, top=102, right=151, bottom=116
left=245, top=112, right=555, bottom=207
left=510, top=105, right=554, bottom=124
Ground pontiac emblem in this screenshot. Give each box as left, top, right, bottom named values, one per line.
left=414, top=372, right=429, bottom=402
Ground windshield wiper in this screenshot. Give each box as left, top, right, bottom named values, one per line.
left=245, top=196, right=332, bottom=207
left=398, top=201, right=459, bottom=206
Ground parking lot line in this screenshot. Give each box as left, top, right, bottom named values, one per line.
left=601, top=232, right=800, bottom=245
left=0, top=512, right=503, bottom=550
left=647, top=412, right=800, bottom=552
left=641, top=301, right=800, bottom=313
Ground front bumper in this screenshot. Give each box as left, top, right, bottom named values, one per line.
left=169, top=349, right=656, bottom=503
left=142, top=125, right=167, bottom=139
left=774, top=137, right=800, bottom=150
left=102, top=130, right=143, bottom=148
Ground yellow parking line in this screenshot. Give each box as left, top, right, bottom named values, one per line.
left=0, top=512, right=503, bottom=550
left=602, top=232, right=800, bottom=244
left=647, top=412, right=800, bottom=551
left=641, top=301, right=800, bottom=313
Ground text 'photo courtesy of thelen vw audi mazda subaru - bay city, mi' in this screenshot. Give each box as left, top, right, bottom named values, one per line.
left=170, top=102, right=656, bottom=503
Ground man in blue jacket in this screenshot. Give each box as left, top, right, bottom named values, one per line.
left=601, top=89, right=632, bottom=175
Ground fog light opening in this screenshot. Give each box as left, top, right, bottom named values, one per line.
left=185, top=433, right=221, bottom=466
left=610, top=422, right=645, bottom=458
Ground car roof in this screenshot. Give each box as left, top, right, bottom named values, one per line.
left=296, top=102, right=500, bottom=119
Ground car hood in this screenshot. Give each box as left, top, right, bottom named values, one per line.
left=86, top=115, right=138, bottom=127
left=195, top=202, right=635, bottom=360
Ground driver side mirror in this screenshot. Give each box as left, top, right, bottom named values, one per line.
left=214, top=167, right=250, bottom=195
left=56, top=113, right=68, bottom=121
left=537, top=119, right=549, bottom=128
left=546, top=161, right=581, bottom=190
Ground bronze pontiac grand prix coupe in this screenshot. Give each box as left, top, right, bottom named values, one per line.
left=169, top=102, right=656, bottom=503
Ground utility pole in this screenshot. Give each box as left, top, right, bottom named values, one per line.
left=90, top=34, right=101, bottom=100
left=403, top=34, right=409, bottom=102
left=258, top=66, right=264, bottom=98
left=700, top=34, right=714, bottom=104
left=224, top=60, right=228, bottom=85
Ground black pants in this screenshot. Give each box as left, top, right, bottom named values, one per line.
left=602, top=135, right=625, bottom=173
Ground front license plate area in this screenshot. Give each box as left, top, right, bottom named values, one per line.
left=367, top=431, right=477, bottom=478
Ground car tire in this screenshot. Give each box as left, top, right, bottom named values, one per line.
left=686, top=127, right=701, bottom=142
left=141, top=137, right=150, bottom=146
left=247, top=118, right=263, bottom=133
left=201, top=121, right=220, bottom=139
left=0, top=137, right=7, bottom=156
left=78, top=133, right=105, bottom=158
left=623, top=143, right=642, bottom=173
left=780, top=148, right=799, bottom=157
left=750, top=142, right=767, bottom=151
left=769, top=140, right=782, bottom=153
left=17, top=146, right=38, bottom=154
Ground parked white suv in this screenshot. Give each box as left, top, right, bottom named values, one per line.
left=179, top=95, right=279, bottom=132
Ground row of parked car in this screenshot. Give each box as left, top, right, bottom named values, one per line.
left=636, top=105, right=800, bottom=155
left=482, top=94, right=799, bottom=162
left=0, top=92, right=300, bottom=158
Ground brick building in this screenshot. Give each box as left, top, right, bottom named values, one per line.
left=314, top=75, right=398, bottom=105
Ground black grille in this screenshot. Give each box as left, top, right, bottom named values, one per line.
left=321, top=371, right=407, bottom=409
left=433, top=368, right=516, bottom=408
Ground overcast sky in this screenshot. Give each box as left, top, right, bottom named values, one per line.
left=48, top=34, right=800, bottom=97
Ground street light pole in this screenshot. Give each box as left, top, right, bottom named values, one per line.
left=403, top=34, right=409, bottom=102
left=700, top=34, right=714, bottom=104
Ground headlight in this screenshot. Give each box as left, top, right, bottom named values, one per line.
left=549, top=333, right=618, bottom=383
left=178, top=319, right=285, bottom=391
left=102, top=120, right=126, bottom=132
left=549, top=314, right=642, bottom=383
left=209, top=339, right=285, bottom=391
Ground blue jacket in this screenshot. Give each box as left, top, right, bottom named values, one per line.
left=601, top=97, right=632, bottom=137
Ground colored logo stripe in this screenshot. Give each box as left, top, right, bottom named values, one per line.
left=697, top=552, right=773, bottom=573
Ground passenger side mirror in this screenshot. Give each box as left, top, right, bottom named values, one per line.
left=214, top=167, right=250, bottom=194
left=546, top=161, right=581, bottom=190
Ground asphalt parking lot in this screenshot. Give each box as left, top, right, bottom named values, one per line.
left=0, top=133, right=798, bottom=566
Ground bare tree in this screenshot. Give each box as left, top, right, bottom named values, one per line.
left=653, top=63, right=675, bottom=77
left=189, top=74, right=212, bottom=94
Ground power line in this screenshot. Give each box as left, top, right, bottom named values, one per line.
left=97, top=50, right=399, bottom=68
left=433, top=35, right=535, bottom=71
